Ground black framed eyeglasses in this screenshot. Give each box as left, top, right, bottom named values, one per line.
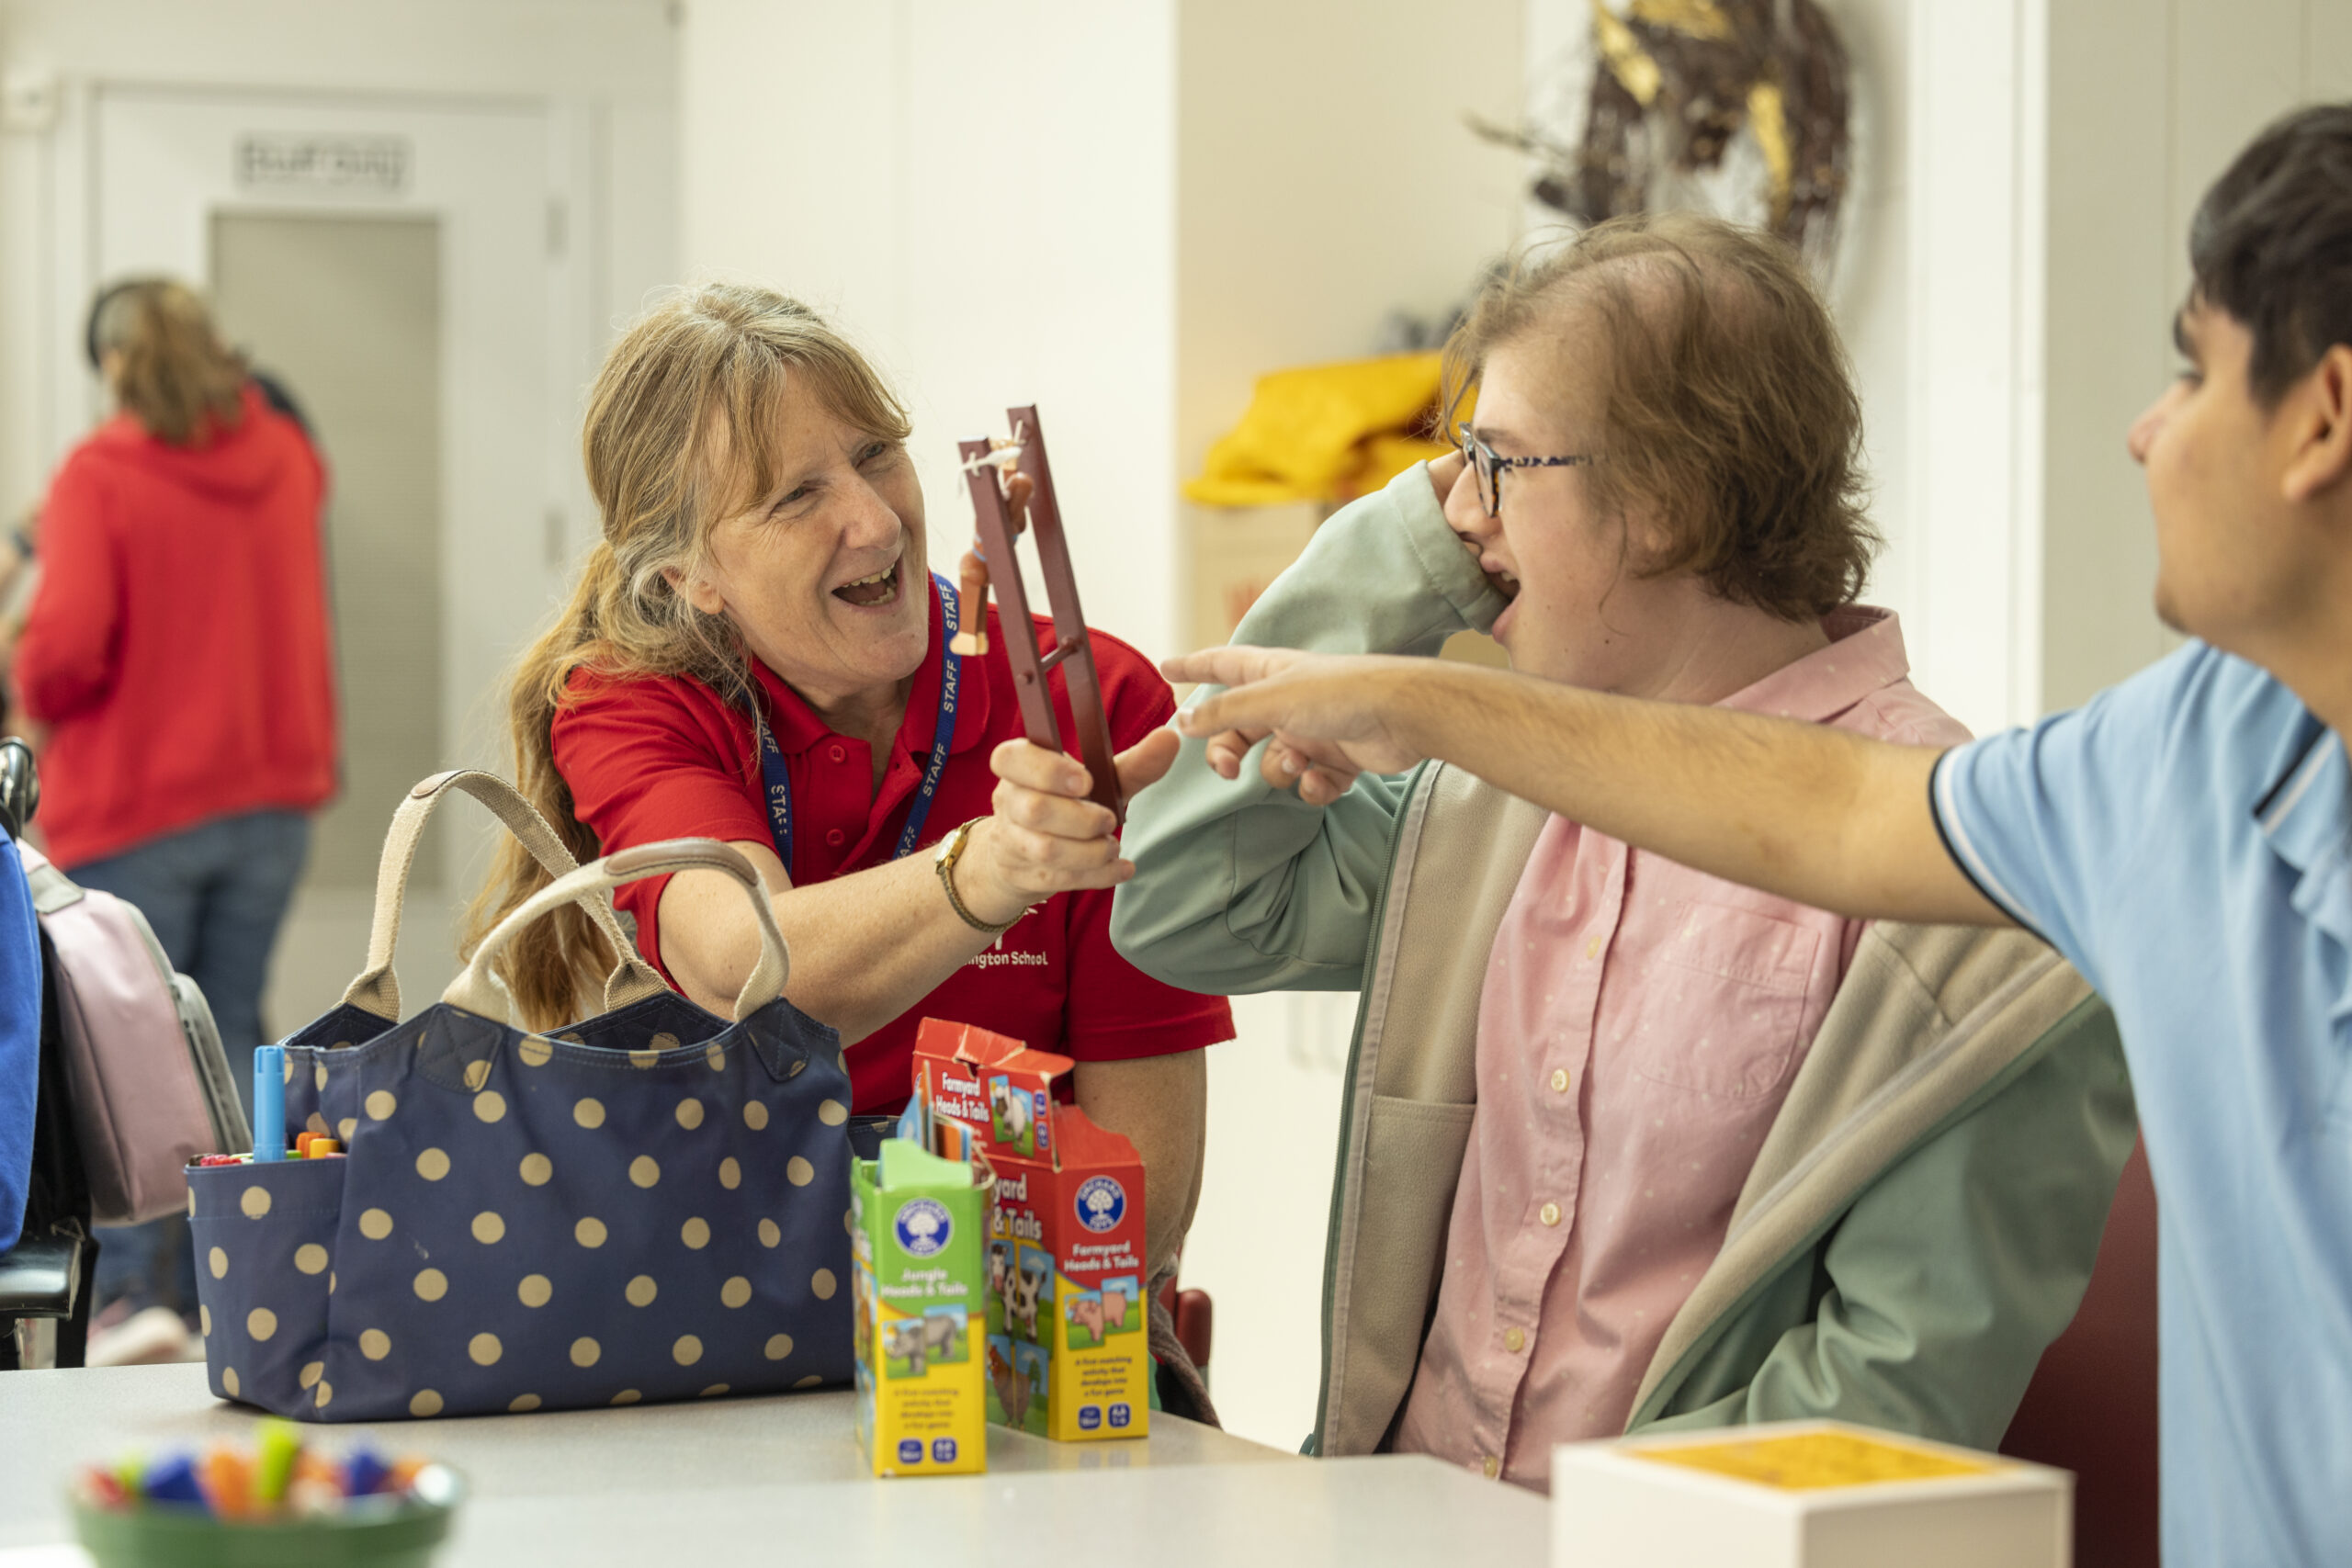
left=1455, top=423, right=1597, bottom=517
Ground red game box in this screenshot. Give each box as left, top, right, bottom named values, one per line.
left=912, top=1018, right=1148, bottom=1441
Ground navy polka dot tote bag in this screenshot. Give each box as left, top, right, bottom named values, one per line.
left=189, top=771, right=857, bottom=1420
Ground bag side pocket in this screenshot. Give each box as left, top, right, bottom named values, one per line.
left=189, top=1157, right=345, bottom=1418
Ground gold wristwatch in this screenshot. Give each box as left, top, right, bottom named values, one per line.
left=935, top=818, right=1025, bottom=935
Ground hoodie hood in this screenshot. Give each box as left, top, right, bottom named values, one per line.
left=88, top=383, right=300, bottom=503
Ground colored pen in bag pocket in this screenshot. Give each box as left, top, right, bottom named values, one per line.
left=254, top=1045, right=286, bottom=1163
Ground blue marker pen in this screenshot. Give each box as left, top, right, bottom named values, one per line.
left=253, top=1044, right=286, bottom=1163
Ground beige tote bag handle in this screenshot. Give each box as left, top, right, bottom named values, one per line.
left=446, top=839, right=789, bottom=1025
left=339, top=769, right=668, bottom=1022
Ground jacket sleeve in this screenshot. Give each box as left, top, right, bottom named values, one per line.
left=1640, top=999, right=2139, bottom=1448
left=13, top=456, right=124, bottom=723
left=1111, top=462, right=1507, bottom=994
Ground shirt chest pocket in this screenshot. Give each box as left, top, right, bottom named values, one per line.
left=1623, top=900, right=1823, bottom=1101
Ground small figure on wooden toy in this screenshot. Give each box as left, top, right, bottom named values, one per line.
left=950, top=437, right=1029, bottom=658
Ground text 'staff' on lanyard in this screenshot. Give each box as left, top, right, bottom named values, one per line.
left=756, top=572, right=962, bottom=880
left=956, top=405, right=1124, bottom=824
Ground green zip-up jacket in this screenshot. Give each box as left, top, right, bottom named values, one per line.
left=1111, top=465, right=2138, bottom=1457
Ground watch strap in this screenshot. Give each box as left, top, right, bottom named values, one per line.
left=936, top=818, right=1024, bottom=935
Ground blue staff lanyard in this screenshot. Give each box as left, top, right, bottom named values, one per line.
left=756, top=571, right=963, bottom=881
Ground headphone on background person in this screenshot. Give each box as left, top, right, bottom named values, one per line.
left=83, top=278, right=311, bottom=435
left=82, top=279, right=136, bottom=375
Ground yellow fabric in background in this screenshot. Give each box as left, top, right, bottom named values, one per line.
left=1184, top=352, right=1463, bottom=507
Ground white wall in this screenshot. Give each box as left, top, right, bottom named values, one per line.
left=0, top=0, right=679, bottom=523
left=2041, top=0, right=2352, bottom=713
left=678, top=0, right=1180, bottom=662
left=1174, top=0, right=1524, bottom=484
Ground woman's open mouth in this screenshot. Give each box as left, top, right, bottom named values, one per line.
left=832, top=558, right=902, bottom=609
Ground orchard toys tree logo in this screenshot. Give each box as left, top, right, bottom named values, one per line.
left=894, top=1198, right=953, bottom=1258
left=1074, top=1176, right=1126, bottom=1234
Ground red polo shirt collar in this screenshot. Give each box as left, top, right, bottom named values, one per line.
left=749, top=573, right=994, bottom=761
left=746, top=575, right=996, bottom=876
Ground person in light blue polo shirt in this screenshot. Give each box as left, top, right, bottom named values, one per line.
left=1151, top=103, right=2352, bottom=1563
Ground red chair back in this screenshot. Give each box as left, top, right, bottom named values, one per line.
left=2000, top=1135, right=2159, bottom=1568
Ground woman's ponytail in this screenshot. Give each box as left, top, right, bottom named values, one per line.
left=94, top=281, right=248, bottom=446
left=459, top=545, right=630, bottom=1028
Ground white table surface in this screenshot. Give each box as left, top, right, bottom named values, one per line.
left=0, top=1364, right=1551, bottom=1565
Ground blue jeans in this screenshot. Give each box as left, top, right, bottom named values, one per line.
left=73, top=809, right=311, bottom=1318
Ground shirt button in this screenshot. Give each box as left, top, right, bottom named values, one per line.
left=1539, top=1201, right=1562, bottom=1227
left=1503, top=1326, right=1526, bottom=1353
left=828, top=743, right=845, bottom=763
left=825, top=829, right=845, bottom=847
left=1481, top=1455, right=1500, bottom=1480
left=1549, top=1067, right=1571, bottom=1094
left=1584, top=935, right=1600, bottom=960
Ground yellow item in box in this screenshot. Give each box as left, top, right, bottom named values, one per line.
left=1549, top=1419, right=2069, bottom=1568
left=1635, top=1429, right=1999, bottom=1491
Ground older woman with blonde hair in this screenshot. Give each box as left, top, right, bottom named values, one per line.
left=470, top=285, right=1227, bottom=1317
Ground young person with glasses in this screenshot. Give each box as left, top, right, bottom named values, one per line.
left=1114, top=212, right=2135, bottom=1487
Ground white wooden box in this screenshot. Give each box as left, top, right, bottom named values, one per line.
left=1550, top=1420, right=2071, bottom=1568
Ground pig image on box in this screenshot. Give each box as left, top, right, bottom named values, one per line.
left=1066, top=1272, right=1143, bottom=1350
left=915, top=1018, right=1150, bottom=1441
left=851, top=1138, right=989, bottom=1476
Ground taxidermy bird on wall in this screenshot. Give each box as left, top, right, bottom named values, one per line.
left=1479, top=0, right=1853, bottom=269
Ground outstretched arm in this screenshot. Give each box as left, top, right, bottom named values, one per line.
left=1165, top=648, right=2007, bottom=929
left=662, top=732, right=1180, bottom=1043
left=1112, top=462, right=1510, bottom=994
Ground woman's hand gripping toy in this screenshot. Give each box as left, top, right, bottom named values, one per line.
left=953, top=407, right=1125, bottom=826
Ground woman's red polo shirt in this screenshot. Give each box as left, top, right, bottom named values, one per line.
left=550, top=590, right=1234, bottom=1113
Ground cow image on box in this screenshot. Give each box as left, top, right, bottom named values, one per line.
left=913, top=1018, right=1149, bottom=1441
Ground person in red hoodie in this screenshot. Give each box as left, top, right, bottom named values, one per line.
left=13, top=279, right=336, bottom=1330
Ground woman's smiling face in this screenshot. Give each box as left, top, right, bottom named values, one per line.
left=674, top=377, right=932, bottom=709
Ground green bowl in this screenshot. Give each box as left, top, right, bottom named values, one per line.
left=71, top=1468, right=461, bottom=1568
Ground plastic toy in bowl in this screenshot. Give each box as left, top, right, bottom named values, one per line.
left=71, top=1420, right=461, bottom=1568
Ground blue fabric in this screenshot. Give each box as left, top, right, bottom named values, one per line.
left=0, top=827, right=42, bottom=1254
left=1931, top=643, right=2352, bottom=1566
left=190, top=985, right=857, bottom=1420
left=74, top=808, right=308, bottom=1317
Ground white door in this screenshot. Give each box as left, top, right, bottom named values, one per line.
left=81, top=86, right=584, bottom=1029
